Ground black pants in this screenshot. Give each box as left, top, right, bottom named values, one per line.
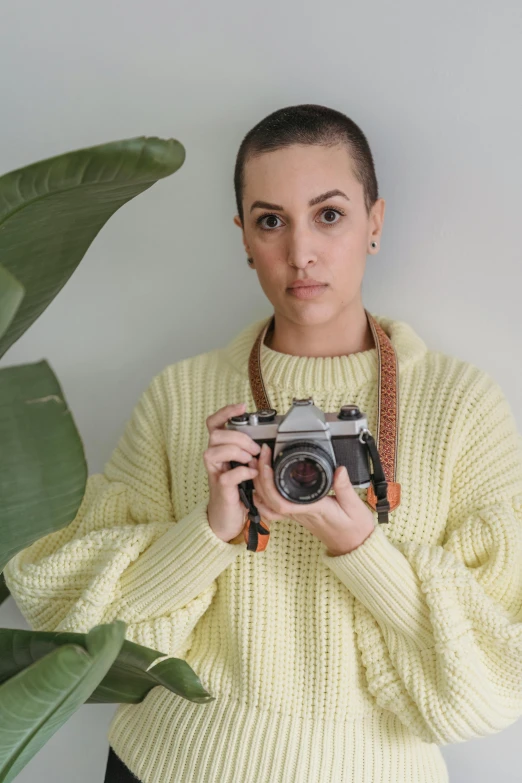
left=104, top=746, right=141, bottom=782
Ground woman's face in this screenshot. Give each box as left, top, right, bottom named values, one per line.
left=234, top=143, right=385, bottom=327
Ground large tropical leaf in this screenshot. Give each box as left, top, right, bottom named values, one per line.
left=0, top=360, right=87, bottom=573
left=0, top=625, right=215, bottom=705
left=0, top=136, right=185, bottom=359
left=0, top=264, right=24, bottom=341
left=0, top=138, right=194, bottom=778
left=0, top=621, right=127, bottom=783
left=0, top=134, right=185, bottom=576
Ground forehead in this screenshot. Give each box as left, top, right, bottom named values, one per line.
left=243, top=143, right=358, bottom=199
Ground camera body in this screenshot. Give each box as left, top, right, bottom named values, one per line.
left=225, top=398, right=371, bottom=504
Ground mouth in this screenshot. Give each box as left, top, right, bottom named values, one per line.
left=288, top=279, right=326, bottom=289
left=287, top=283, right=329, bottom=299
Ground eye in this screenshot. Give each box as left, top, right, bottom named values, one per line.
left=256, top=213, right=283, bottom=231
left=318, top=207, right=345, bottom=225
left=255, top=205, right=346, bottom=231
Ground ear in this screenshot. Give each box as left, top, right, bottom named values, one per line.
left=233, top=214, right=251, bottom=256
left=369, top=198, right=386, bottom=243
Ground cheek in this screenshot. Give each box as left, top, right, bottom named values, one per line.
left=254, top=243, right=282, bottom=266
left=253, top=269, right=282, bottom=307
left=253, top=257, right=286, bottom=288
left=334, top=231, right=368, bottom=264
left=328, top=254, right=366, bottom=296
left=333, top=227, right=364, bottom=252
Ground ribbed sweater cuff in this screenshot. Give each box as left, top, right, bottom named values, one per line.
left=321, top=525, right=434, bottom=648
left=117, top=500, right=246, bottom=620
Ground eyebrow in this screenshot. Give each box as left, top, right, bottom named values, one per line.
left=249, top=189, right=350, bottom=214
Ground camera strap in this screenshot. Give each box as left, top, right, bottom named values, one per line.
left=242, top=309, right=401, bottom=552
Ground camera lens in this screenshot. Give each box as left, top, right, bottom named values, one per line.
left=274, top=442, right=334, bottom=503
left=289, top=461, right=320, bottom=486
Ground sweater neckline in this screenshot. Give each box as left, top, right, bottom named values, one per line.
left=222, top=311, right=428, bottom=394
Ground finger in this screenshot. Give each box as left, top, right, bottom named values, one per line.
left=256, top=444, right=289, bottom=512
left=217, top=464, right=258, bottom=487
left=209, top=428, right=261, bottom=456
left=332, top=465, right=359, bottom=512
left=204, top=444, right=259, bottom=472
left=206, top=402, right=246, bottom=433
left=252, top=495, right=277, bottom=523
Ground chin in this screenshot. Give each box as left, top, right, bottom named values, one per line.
left=282, top=301, right=338, bottom=325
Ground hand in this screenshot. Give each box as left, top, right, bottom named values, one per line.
left=248, top=443, right=376, bottom=555
left=204, top=402, right=261, bottom=543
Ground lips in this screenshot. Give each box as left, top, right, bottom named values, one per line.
left=288, top=280, right=326, bottom=289
left=287, top=283, right=328, bottom=299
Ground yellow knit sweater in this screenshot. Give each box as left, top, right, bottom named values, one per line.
left=4, top=312, right=522, bottom=783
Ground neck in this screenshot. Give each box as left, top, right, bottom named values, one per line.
left=265, top=303, right=375, bottom=358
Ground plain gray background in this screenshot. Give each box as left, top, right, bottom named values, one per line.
left=1, top=1, right=521, bottom=781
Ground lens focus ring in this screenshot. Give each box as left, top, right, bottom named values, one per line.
left=274, top=441, right=335, bottom=503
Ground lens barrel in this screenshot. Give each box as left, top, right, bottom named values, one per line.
left=273, top=442, right=335, bottom=503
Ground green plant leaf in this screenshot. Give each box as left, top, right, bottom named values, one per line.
left=0, top=265, right=24, bottom=341
left=0, top=621, right=127, bottom=783
left=0, top=136, right=185, bottom=359
left=0, top=360, right=87, bottom=572
left=0, top=625, right=214, bottom=705
left=0, top=137, right=193, bottom=778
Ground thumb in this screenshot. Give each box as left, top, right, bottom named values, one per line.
left=333, top=465, right=356, bottom=507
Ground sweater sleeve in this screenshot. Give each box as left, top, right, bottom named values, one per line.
left=3, top=368, right=246, bottom=659
left=320, top=371, right=522, bottom=745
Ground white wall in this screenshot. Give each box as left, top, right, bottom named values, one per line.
left=1, top=1, right=521, bottom=780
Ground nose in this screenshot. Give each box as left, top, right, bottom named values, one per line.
left=286, top=225, right=318, bottom=269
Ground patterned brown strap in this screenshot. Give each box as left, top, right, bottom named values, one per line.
left=245, top=311, right=401, bottom=551
left=364, top=310, right=401, bottom=513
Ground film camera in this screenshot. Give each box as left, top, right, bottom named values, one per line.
left=225, top=398, right=372, bottom=504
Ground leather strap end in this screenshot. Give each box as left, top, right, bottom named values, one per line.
left=367, top=481, right=401, bottom=512
left=244, top=518, right=271, bottom=552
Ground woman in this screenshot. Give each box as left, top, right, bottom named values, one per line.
left=5, top=104, right=522, bottom=783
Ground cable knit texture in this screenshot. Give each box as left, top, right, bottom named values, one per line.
left=4, top=312, right=522, bottom=783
